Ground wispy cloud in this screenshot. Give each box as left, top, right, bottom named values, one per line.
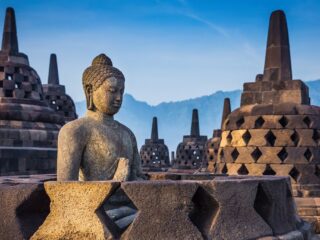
left=183, top=12, right=229, bottom=38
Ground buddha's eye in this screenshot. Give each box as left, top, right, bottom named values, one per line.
left=109, top=88, right=116, bottom=93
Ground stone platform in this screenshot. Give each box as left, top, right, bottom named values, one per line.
left=0, top=175, right=317, bottom=240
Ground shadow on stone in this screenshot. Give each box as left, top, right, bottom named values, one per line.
left=254, top=183, right=272, bottom=230
left=103, top=187, right=138, bottom=238
left=16, top=186, right=50, bottom=239
left=189, top=186, right=219, bottom=239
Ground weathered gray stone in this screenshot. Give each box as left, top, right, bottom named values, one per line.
left=31, top=181, right=119, bottom=240
left=121, top=181, right=203, bottom=240
left=57, top=54, right=145, bottom=181
left=0, top=183, right=50, bottom=240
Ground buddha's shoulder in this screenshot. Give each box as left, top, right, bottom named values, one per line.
left=59, top=117, right=93, bottom=136
left=116, top=121, right=136, bottom=139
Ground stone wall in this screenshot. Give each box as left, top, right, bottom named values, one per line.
left=0, top=176, right=316, bottom=240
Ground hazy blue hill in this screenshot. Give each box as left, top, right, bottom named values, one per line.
left=75, top=79, right=320, bottom=153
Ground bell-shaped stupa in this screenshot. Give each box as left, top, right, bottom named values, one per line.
left=43, top=54, right=77, bottom=122
left=172, top=109, right=207, bottom=170
left=140, top=117, right=170, bottom=171
left=0, top=7, right=64, bottom=175
left=216, top=10, right=320, bottom=230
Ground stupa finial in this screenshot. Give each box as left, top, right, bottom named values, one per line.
left=151, top=117, right=159, bottom=141
left=1, top=7, right=19, bottom=54
left=262, top=10, right=292, bottom=82
left=48, top=54, right=60, bottom=85
left=190, top=109, right=200, bottom=136
left=221, top=98, right=231, bottom=129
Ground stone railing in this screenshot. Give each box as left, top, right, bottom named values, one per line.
left=0, top=176, right=315, bottom=240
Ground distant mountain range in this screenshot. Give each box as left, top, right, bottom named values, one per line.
left=75, top=79, right=320, bottom=153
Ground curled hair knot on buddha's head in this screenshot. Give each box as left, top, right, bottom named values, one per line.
left=82, top=53, right=125, bottom=109
left=82, top=53, right=125, bottom=91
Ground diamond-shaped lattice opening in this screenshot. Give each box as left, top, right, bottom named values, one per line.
left=236, top=116, right=245, bottom=128
left=189, top=186, right=219, bottom=239
left=251, top=147, right=262, bottom=162
left=221, top=164, right=228, bottom=174
left=304, top=148, right=312, bottom=162
left=242, top=130, right=251, bottom=145
left=312, top=130, right=320, bottom=144
left=290, top=131, right=300, bottom=146
left=255, top=116, right=265, bottom=128
left=279, top=116, right=288, bottom=128
left=16, top=187, right=50, bottom=239
left=303, top=116, right=312, bottom=128
left=237, top=164, right=249, bottom=175
left=226, top=132, right=233, bottom=144
left=219, top=149, right=224, bottom=160
left=289, top=167, right=300, bottom=183
left=102, top=188, right=138, bottom=238
left=263, top=165, right=276, bottom=175
left=264, top=130, right=276, bottom=146
left=277, top=147, right=288, bottom=162
left=231, top=148, right=239, bottom=161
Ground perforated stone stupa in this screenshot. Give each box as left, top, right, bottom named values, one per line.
left=43, top=54, right=77, bottom=122
left=172, top=109, right=207, bottom=170
left=140, top=117, right=170, bottom=171
left=202, top=98, right=231, bottom=172
left=216, top=10, right=320, bottom=230
left=0, top=8, right=64, bottom=175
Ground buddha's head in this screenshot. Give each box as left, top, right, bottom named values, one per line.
left=83, top=54, right=125, bottom=116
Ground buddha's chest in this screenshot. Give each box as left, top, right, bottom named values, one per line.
left=84, top=125, right=133, bottom=164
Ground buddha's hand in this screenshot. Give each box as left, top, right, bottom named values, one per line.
left=113, top=158, right=130, bottom=181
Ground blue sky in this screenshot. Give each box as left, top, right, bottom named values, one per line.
left=0, top=0, right=320, bottom=104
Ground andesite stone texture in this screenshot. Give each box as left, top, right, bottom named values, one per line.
left=171, top=109, right=207, bottom=170
left=57, top=54, right=145, bottom=181
left=31, top=181, right=119, bottom=240
left=202, top=98, right=231, bottom=172
left=0, top=182, right=50, bottom=240
left=0, top=7, right=64, bottom=176
left=43, top=54, right=77, bottom=122
left=0, top=176, right=314, bottom=240
left=215, top=10, right=320, bottom=232
left=140, top=117, right=170, bottom=171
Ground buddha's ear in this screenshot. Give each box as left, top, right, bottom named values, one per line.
left=85, top=84, right=94, bottom=110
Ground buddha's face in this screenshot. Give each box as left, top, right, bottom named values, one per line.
left=91, top=76, right=125, bottom=116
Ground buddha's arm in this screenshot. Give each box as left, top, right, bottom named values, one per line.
left=131, top=135, right=147, bottom=180
left=57, top=123, right=85, bottom=181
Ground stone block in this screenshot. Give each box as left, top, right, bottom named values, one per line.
left=198, top=179, right=272, bottom=239
left=21, top=82, right=32, bottom=92
left=13, top=88, right=25, bottom=98
left=121, top=181, right=202, bottom=240
left=31, top=181, right=119, bottom=240
left=234, top=147, right=256, bottom=164
left=0, top=183, right=50, bottom=240
left=257, top=147, right=283, bottom=164
left=247, top=129, right=269, bottom=146
left=231, top=130, right=248, bottom=147
left=273, top=129, right=295, bottom=147
left=254, top=178, right=297, bottom=235
left=246, top=163, right=266, bottom=175
left=296, top=129, right=316, bottom=147
left=220, top=131, right=232, bottom=147
left=3, top=79, right=15, bottom=90
left=284, top=147, right=309, bottom=164
left=226, top=163, right=243, bottom=175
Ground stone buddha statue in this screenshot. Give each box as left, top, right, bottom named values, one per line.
left=57, top=54, right=145, bottom=181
